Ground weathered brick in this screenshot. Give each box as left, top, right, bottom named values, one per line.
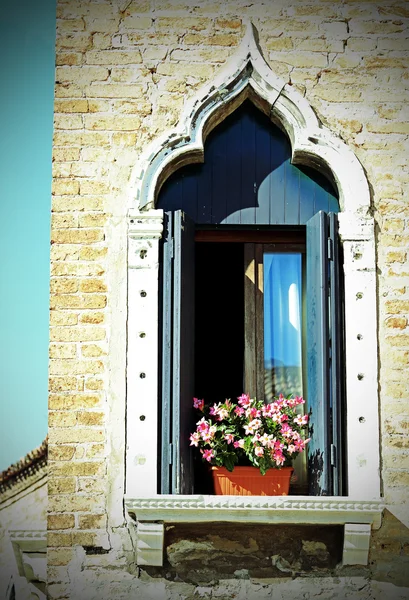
left=48, top=445, right=76, bottom=461
left=56, top=52, right=83, bottom=66
left=52, top=196, right=105, bottom=212
left=385, top=317, right=408, bottom=329
left=49, top=343, right=77, bottom=359
left=48, top=477, right=77, bottom=495
left=56, top=33, right=92, bottom=51
left=85, top=50, right=143, bottom=64
left=54, top=114, right=83, bottom=130
left=48, top=532, right=73, bottom=547
left=85, top=378, right=104, bottom=391
left=81, top=344, right=106, bottom=357
left=77, top=411, right=105, bottom=426
left=49, top=358, right=105, bottom=376
left=84, top=83, right=146, bottom=98
left=385, top=300, right=409, bottom=314
left=48, top=427, right=105, bottom=444
left=50, top=294, right=107, bottom=310
left=51, top=214, right=78, bottom=229
left=49, top=410, right=78, bottom=427
left=51, top=228, right=104, bottom=244
left=50, top=311, right=78, bottom=326
left=50, top=278, right=79, bottom=294
left=50, top=326, right=106, bottom=342
left=48, top=548, right=75, bottom=566
left=79, top=246, right=108, bottom=261
left=86, top=443, right=105, bottom=458
left=79, top=312, right=105, bottom=325
left=49, top=377, right=78, bottom=392
left=48, top=514, right=75, bottom=530
left=385, top=335, right=409, bottom=348
left=52, top=179, right=80, bottom=195
left=79, top=279, right=107, bottom=293
left=53, top=147, right=81, bottom=162
left=49, top=461, right=105, bottom=477
left=155, top=17, right=211, bottom=31
left=77, top=477, right=106, bottom=494
left=78, top=514, right=107, bottom=529
left=49, top=393, right=102, bottom=410
left=48, top=494, right=104, bottom=512
left=51, top=263, right=105, bottom=277
left=56, top=66, right=110, bottom=84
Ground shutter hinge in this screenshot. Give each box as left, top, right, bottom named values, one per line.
left=330, top=444, right=337, bottom=467
left=169, top=443, right=173, bottom=465
left=328, top=238, right=333, bottom=261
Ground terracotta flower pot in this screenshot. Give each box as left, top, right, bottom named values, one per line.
left=211, top=465, right=293, bottom=496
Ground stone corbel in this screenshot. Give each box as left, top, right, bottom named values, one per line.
left=135, top=521, right=164, bottom=567
left=342, top=523, right=372, bottom=566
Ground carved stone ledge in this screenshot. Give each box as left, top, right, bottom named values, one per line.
left=125, top=495, right=383, bottom=567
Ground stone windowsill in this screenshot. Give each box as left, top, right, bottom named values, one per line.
left=125, top=494, right=384, bottom=528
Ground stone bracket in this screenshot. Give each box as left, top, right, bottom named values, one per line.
left=342, top=523, right=371, bottom=566
left=136, top=521, right=164, bottom=567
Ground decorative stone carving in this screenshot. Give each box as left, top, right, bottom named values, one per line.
left=125, top=497, right=383, bottom=566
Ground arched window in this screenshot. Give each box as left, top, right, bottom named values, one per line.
left=157, top=101, right=344, bottom=497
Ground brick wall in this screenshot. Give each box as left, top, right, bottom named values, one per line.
left=48, top=1, right=409, bottom=597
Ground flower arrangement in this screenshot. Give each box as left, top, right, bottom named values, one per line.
left=189, top=393, right=310, bottom=475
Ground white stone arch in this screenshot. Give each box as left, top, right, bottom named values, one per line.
left=126, top=22, right=380, bottom=506
left=130, top=22, right=371, bottom=222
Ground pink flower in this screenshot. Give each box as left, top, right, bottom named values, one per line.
left=193, top=397, right=204, bottom=411
left=293, top=414, right=308, bottom=426
left=287, top=444, right=296, bottom=455
left=273, top=451, right=285, bottom=466
left=233, top=439, right=245, bottom=449
left=237, top=394, right=251, bottom=408
left=196, top=417, right=209, bottom=433
left=224, top=433, right=235, bottom=444
left=255, top=446, right=264, bottom=457
left=234, top=406, right=245, bottom=416
left=189, top=432, right=200, bottom=447
left=246, top=407, right=261, bottom=419
left=201, top=425, right=216, bottom=442
left=216, top=407, right=229, bottom=421
left=244, top=419, right=262, bottom=435
left=280, top=413, right=289, bottom=422
left=262, top=404, right=274, bottom=417
left=201, top=448, right=215, bottom=462
left=209, top=403, right=219, bottom=416
left=280, top=424, right=293, bottom=438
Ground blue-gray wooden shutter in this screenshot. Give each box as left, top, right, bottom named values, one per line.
left=328, top=212, right=344, bottom=495
left=160, top=211, right=173, bottom=494
left=160, top=210, right=195, bottom=494
left=306, top=211, right=343, bottom=496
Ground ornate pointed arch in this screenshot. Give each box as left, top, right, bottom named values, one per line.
left=130, top=22, right=370, bottom=221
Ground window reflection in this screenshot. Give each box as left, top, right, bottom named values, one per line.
left=263, top=253, right=303, bottom=400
